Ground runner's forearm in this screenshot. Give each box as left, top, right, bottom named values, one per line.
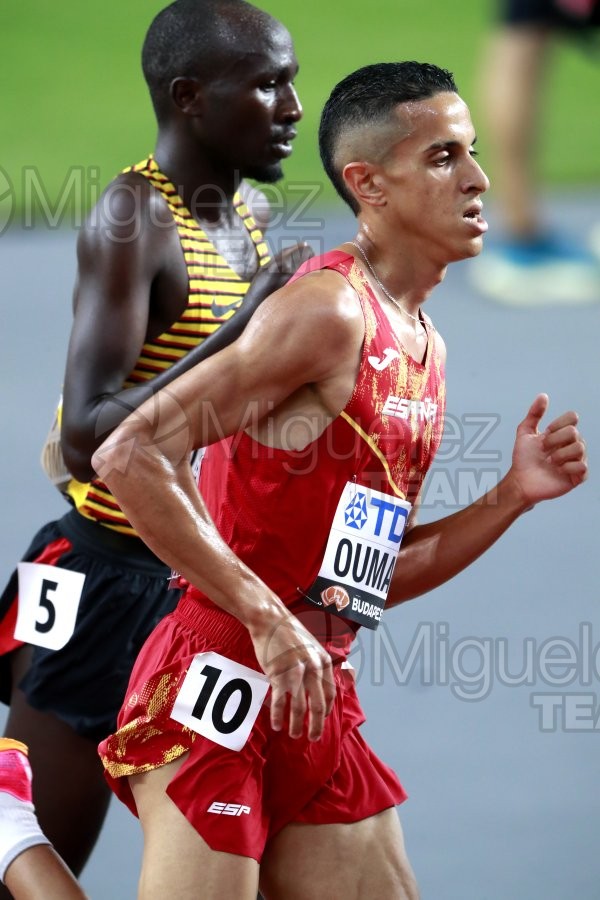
left=387, top=473, right=530, bottom=608
left=91, top=434, right=287, bottom=634
left=63, top=304, right=258, bottom=483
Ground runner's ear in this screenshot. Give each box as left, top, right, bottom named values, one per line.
left=170, top=77, right=204, bottom=115
left=342, top=161, right=385, bottom=209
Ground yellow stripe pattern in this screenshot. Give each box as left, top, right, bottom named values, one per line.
left=70, top=156, right=269, bottom=534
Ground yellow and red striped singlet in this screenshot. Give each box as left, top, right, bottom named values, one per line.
left=67, top=156, right=270, bottom=534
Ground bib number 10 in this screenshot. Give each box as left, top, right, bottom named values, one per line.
left=171, top=651, right=270, bottom=751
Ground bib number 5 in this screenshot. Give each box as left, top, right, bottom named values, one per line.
left=15, top=562, right=85, bottom=651
left=171, top=651, right=270, bottom=751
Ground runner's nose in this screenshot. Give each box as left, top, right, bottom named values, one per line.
left=279, top=83, right=302, bottom=122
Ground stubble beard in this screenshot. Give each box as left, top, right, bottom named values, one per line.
left=243, top=161, right=284, bottom=184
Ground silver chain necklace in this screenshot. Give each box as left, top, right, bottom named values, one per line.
left=350, top=240, right=430, bottom=331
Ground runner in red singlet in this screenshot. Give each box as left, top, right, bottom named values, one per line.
left=94, top=62, right=587, bottom=900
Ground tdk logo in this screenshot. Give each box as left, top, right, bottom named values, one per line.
left=207, top=801, right=251, bottom=816
left=344, top=493, right=368, bottom=529
left=344, top=493, right=406, bottom=544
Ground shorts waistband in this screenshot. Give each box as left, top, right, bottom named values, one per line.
left=59, top=508, right=169, bottom=575
left=174, top=594, right=351, bottom=668
left=175, top=594, right=254, bottom=658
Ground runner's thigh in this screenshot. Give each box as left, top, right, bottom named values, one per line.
left=259, top=807, right=419, bottom=900
left=130, top=757, right=260, bottom=900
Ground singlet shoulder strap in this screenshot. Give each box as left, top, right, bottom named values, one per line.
left=288, top=250, right=354, bottom=285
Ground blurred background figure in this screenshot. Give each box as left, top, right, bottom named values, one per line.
left=470, top=0, right=600, bottom=305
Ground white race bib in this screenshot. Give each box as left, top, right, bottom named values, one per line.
left=303, top=481, right=411, bottom=629
left=171, top=651, right=270, bottom=751
left=190, top=446, right=206, bottom=484
left=15, top=562, right=85, bottom=650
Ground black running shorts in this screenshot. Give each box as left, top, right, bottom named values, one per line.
left=0, top=509, right=182, bottom=741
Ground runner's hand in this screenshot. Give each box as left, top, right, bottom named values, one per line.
left=248, top=610, right=335, bottom=742
left=241, top=242, right=314, bottom=314
left=508, top=394, right=587, bottom=506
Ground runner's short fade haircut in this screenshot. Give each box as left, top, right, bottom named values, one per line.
left=319, top=61, right=458, bottom=213
left=142, top=0, right=256, bottom=122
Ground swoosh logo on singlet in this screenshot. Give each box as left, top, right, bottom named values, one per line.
left=368, top=348, right=401, bottom=371
left=211, top=298, right=243, bottom=318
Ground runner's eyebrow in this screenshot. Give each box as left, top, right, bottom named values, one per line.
left=426, top=135, right=478, bottom=152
